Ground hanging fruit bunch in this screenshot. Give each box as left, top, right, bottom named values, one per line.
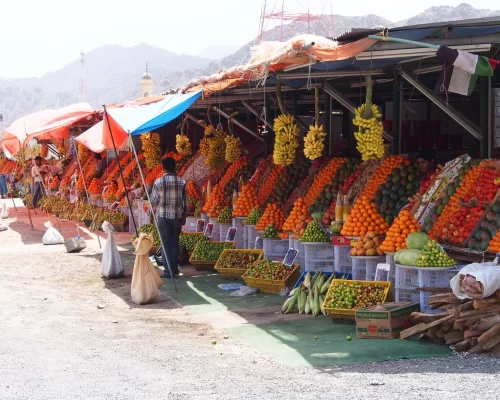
left=58, top=143, right=67, bottom=158
left=224, top=114, right=242, bottom=162
left=78, top=143, right=89, bottom=160
left=353, top=74, right=385, bottom=161
left=273, top=113, right=299, bottom=166
left=175, top=117, right=192, bottom=156
left=205, top=128, right=226, bottom=171
left=40, top=144, right=48, bottom=158
left=199, top=125, right=214, bottom=157
left=141, top=132, right=162, bottom=169
left=304, top=88, right=326, bottom=160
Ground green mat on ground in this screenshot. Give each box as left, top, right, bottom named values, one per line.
left=161, top=273, right=451, bottom=367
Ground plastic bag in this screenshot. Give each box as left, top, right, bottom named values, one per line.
left=42, top=221, right=64, bottom=245
left=218, top=283, right=243, bottom=291
left=131, top=233, right=163, bottom=305
left=100, top=221, right=124, bottom=279
left=450, top=259, right=500, bottom=300
left=229, top=286, right=258, bottom=297
left=0, top=203, right=8, bottom=219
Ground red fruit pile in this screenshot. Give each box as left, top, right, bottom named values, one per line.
left=446, top=206, right=484, bottom=245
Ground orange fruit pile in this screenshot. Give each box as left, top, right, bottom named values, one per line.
left=255, top=203, right=286, bottom=231
left=187, top=180, right=200, bottom=200
left=88, top=178, right=102, bottom=195
left=205, top=185, right=227, bottom=218
left=292, top=215, right=313, bottom=239
left=363, top=155, right=404, bottom=198
left=49, top=176, right=60, bottom=190
left=380, top=210, right=420, bottom=253
left=429, top=165, right=483, bottom=241
left=257, top=165, right=282, bottom=205
left=233, top=184, right=259, bottom=217
left=283, top=198, right=308, bottom=232
left=145, top=165, right=163, bottom=185
left=304, top=158, right=346, bottom=207
left=341, top=195, right=389, bottom=237
left=103, top=180, right=118, bottom=197
left=488, top=231, right=500, bottom=252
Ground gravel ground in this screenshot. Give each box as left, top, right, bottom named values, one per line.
left=1, top=215, right=500, bottom=400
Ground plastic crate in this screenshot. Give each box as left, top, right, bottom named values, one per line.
left=303, top=242, right=334, bottom=273
left=242, top=264, right=300, bottom=294
left=218, top=223, right=232, bottom=241
left=395, top=288, right=420, bottom=303
left=292, top=239, right=305, bottom=271
left=351, top=257, right=366, bottom=281
left=214, top=249, right=264, bottom=280
left=395, top=266, right=420, bottom=290
left=183, top=217, right=198, bottom=233
left=334, top=245, right=351, bottom=269
left=419, top=268, right=459, bottom=313
left=364, top=257, right=386, bottom=281
left=292, top=270, right=352, bottom=290
left=263, top=239, right=289, bottom=261
left=245, top=225, right=257, bottom=249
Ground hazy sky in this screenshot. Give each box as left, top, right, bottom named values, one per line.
left=0, top=0, right=498, bottom=79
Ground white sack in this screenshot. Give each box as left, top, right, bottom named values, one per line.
left=450, top=259, right=500, bottom=300
left=0, top=203, right=8, bottom=219
left=42, top=221, right=64, bottom=245
left=100, top=221, right=124, bottom=279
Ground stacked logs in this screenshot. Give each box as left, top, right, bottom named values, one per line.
left=401, top=290, right=500, bottom=354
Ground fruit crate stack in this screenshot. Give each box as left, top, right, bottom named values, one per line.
left=232, top=217, right=246, bottom=249
left=183, top=217, right=198, bottom=233
left=245, top=225, right=257, bottom=249
left=292, top=239, right=305, bottom=270
left=351, top=256, right=386, bottom=281
left=334, top=244, right=352, bottom=275
left=218, top=223, right=232, bottom=242
left=242, top=260, right=300, bottom=294
left=214, top=249, right=263, bottom=280
left=302, top=242, right=335, bottom=273
left=262, top=238, right=289, bottom=262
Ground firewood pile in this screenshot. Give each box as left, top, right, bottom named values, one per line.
left=401, top=290, right=500, bottom=354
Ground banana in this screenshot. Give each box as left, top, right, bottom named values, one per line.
left=224, top=135, right=241, bottom=162
left=352, top=103, right=385, bottom=161
left=141, top=132, right=162, bottom=169
left=176, top=134, right=192, bottom=156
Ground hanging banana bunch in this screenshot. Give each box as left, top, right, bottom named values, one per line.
left=273, top=81, right=299, bottom=166
left=175, top=116, right=192, bottom=156
left=141, top=132, right=162, bottom=169
left=304, top=88, right=326, bottom=160
left=353, top=74, right=385, bottom=161
left=58, top=143, right=67, bottom=158
left=200, top=106, right=216, bottom=156
left=224, top=112, right=241, bottom=162
left=78, top=143, right=89, bottom=160
left=205, top=128, right=226, bottom=170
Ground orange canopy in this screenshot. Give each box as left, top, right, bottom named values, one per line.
left=1, top=103, right=94, bottom=157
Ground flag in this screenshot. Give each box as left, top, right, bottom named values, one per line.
left=436, top=45, right=499, bottom=96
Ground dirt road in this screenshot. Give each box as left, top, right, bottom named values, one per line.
left=1, top=210, right=500, bottom=400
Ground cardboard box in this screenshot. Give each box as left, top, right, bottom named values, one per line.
left=355, top=302, right=420, bottom=339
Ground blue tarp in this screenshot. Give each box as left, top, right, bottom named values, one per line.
left=106, top=90, right=202, bottom=136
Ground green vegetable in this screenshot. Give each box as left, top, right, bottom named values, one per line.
left=398, top=249, right=423, bottom=266
left=406, top=232, right=429, bottom=250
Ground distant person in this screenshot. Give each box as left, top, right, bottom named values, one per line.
left=409, top=150, right=439, bottom=216
left=92, top=152, right=107, bottom=179
left=0, top=173, right=7, bottom=199
left=150, top=157, right=188, bottom=278
left=31, top=156, right=46, bottom=209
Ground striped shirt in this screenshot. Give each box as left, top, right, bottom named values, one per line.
left=150, top=173, right=187, bottom=220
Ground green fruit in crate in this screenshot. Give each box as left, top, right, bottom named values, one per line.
left=179, top=233, right=204, bottom=252
left=191, top=237, right=233, bottom=261
left=244, top=207, right=263, bottom=225
left=262, top=223, right=279, bottom=239
left=300, top=219, right=329, bottom=242
left=218, top=251, right=261, bottom=269
left=132, top=224, right=161, bottom=246
left=216, top=206, right=232, bottom=223
left=324, top=281, right=386, bottom=310
left=245, top=260, right=294, bottom=280
left=415, top=240, right=455, bottom=267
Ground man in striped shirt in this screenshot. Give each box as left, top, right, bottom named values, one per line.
left=150, top=157, right=187, bottom=278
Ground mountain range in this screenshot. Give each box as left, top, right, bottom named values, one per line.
left=0, top=3, right=499, bottom=127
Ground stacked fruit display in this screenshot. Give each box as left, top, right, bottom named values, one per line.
left=374, top=158, right=421, bottom=225
left=350, top=232, right=384, bottom=257
left=78, top=143, right=89, bottom=160
left=380, top=210, right=420, bottom=253
left=324, top=281, right=387, bottom=310
left=300, top=219, right=330, bottom=242
left=88, top=178, right=102, bottom=195
left=268, top=156, right=310, bottom=205
left=224, top=135, right=241, bottom=162
left=311, top=159, right=359, bottom=215
left=216, top=206, right=232, bottom=223
left=416, top=240, right=456, bottom=267
left=273, top=113, right=299, bottom=166
left=216, top=250, right=261, bottom=269
left=244, top=207, right=263, bottom=225
left=283, top=198, right=308, bottom=233
left=304, top=124, right=326, bottom=160
left=49, top=176, right=60, bottom=190
left=487, top=204, right=500, bottom=252
left=141, top=132, right=162, bottom=169
left=304, top=158, right=346, bottom=208
left=244, top=259, right=295, bottom=280
left=255, top=203, right=286, bottom=231
left=262, top=224, right=279, bottom=239
left=175, top=134, right=192, bottom=156
left=179, top=233, right=204, bottom=252
left=191, top=237, right=233, bottom=261
left=187, top=181, right=200, bottom=200
left=222, top=158, right=257, bottom=201
left=257, top=164, right=282, bottom=205
left=233, top=184, right=259, bottom=217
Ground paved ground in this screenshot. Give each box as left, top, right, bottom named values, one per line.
left=2, top=199, right=500, bottom=400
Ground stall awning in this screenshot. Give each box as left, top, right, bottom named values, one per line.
left=1, top=103, right=94, bottom=158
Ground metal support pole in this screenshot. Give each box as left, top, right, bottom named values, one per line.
left=324, top=91, right=331, bottom=156
left=128, top=131, right=178, bottom=292
left=480, top=76, right=491, bottom=158
left=102, top=106, right=138, bottom=237
left=72, top=140, right=102, bottom=249
left=393, top=78, right=402, bottom=155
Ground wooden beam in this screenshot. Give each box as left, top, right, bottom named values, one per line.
left=212, top=106, right=264, bottom=143
left=240, top=101, right=273, bottom=130
left=184, top=113, right=206, bottom=129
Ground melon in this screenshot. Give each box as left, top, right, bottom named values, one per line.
left=399, top=249, right=422, bottom=266
left=406, top=232, right=429, bottom=250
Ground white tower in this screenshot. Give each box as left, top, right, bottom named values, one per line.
left=79, top=51, right=87, bottom=103
left=141, top=63, right=153, bottom=98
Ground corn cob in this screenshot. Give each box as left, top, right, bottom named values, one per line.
left=321, top=274, right=335, bottom=294
left=281, top=296, right=294, bottom=313
left=312, top=288, right=321, bottom=316
left=319, top=294, right=327, bottom=315
left=311, top=270, right=320, bottom=287
left=298, top=287, right=306, bottom=314
left=284, top=290, right=300, bottom=314
left=303, top=272, right=312, bottom=290
left=305, top=290, right=312, bottom=314
left=314, top=274, right=325, bottom=292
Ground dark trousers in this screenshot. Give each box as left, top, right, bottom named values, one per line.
left=32, top=182, right=43, bottom=209
left=157, top=217, right=182, bottom=275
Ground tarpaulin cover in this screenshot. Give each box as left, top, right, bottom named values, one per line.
left=105, top=90, right=202, bottom=137
left=1, top=103, right=94, bottom=157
